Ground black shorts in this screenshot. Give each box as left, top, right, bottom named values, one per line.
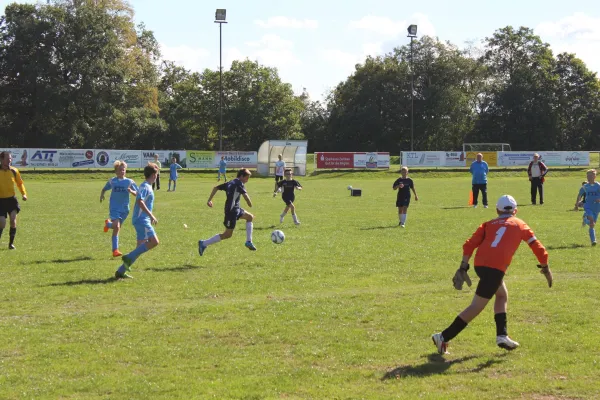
left=282, top=195, right=295, bottom=206
left=275, top=175, right=283, bottom=182
left=223, top=208, right=245, bottom=229
left=396, top=197, right=410, bottom=208
left=474, top=266, right=505, bottom=299
left=0, top=197, right=20, bottom=218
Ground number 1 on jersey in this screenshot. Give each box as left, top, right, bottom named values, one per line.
left=491, top=226, right=507, bottom=248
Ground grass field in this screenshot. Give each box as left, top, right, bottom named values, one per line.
left=1, top=169, right=600, bottom=399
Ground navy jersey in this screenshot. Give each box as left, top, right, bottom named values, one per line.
left=218, top=178, right=247, bottom=212
left=393, top=178, right=414, bottom=198
left=277, top=179, right=301, bottom=196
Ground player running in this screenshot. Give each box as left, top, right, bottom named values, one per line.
left=100, top=161, right=138, bottom=257
left=115, top=163, right=160, bottom=279
left=277, top=168, right=303, bottom=225
left=198, top=168, right=256, bottom=255
left=574, top=169, right=600, bottom=246
left=392, top=166, right=418, bottom=227
left=432, top=195, right=553, bottom=354
left=0, top=151, right=27, bottom=250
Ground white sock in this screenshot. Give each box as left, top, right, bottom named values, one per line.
left=204, top=234, right=221, bottom=246
left=246, top=222, right=253, bottom=242
left=398, top=213, right=402, bottom=222
left=292, top=213, right=299, bottom=223
left=401, top=214, right=407, bottom=224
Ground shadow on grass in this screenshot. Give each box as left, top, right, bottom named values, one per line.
left=441, top=206, right=472, bottom=210
left=145, top=264, right=205, bottom=273
left=360, top=225, right=399, bottom=230
left=254, top=225, right=277, bottom=231
left=546, top=243, right=587, bottom=250
left=22, top=256, right=93, bottom=265
left=382, top=354, right=479, bottom=380
left=46, top=277, right=117, bottom=286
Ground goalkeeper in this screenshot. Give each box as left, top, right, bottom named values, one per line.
left=432, top=195, right=552, bottom=354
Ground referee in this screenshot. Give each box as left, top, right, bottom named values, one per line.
left=0, top=151, right=27, bottom=249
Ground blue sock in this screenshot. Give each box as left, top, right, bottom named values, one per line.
left=117, top=265, right=126, bottom=274
left=590, top=228, right=596, bottom=243
left=112, top=236, right=119, bottom=251
left=106, top=221, right=113, bottom=229
left=127, top=243, right=149, bottom=264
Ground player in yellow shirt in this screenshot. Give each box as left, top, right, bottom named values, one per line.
left=0, top=151, right=28, bottom=249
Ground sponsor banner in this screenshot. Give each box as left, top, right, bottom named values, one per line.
left=496, top=152, right=534, bottom=166
left=466, top=151, right=497, bottom=167
left=268, top=140, right=308, bottom=147
left=165, top=150, right=187, bottom=168
left=95, top=150, right=142, bottom=168
left=0, top=148, right=29, bottom=167
left=29, top=148, right=60, bottom=167
left=444, top=151, right=467, bottom=167
left=215, top=151, right=257, bottom=168
left=57, top=149, right=95, bottom=168
left=141, top=150, right=172, bottom=169
left=560, top=151, right=589, bottom=166
left=497, top=151, right=590, bottom=166
left=187, top=151, right=216, bottom=168
left=316, top=152, right=354, bottom=169
left=354, top=152, right=390, bottom=169
left=402, top=152, right=445, bottom=167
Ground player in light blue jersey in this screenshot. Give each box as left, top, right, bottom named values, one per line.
left=100, top=161, right=137, bottom=257
left=217, top=156, right=227, bottom=182
left=167, top=157, right=182, bottom=192
left=115, top=163, right=159, bottom=279
left=574, top=169, right=600, bottom=246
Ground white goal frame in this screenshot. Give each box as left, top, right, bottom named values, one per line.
left=462, top=143, right=511, bottom=153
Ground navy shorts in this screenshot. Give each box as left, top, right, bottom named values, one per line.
left=0, top=197, right=20, bottom=218
left=396, top=196, right=411, bottom=208
left=474, top=266, right=505, bottom=299
left=275, top=175, right=283, bottom=182
left=282, top=195, right=295, bottom=206
left=223, top=208, right=245, bottom=229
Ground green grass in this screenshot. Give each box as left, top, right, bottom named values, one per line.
left=1, top=170, right=600, bottom=399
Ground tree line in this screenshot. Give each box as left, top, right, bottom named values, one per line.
left=1, top=1, right=599, bottom=152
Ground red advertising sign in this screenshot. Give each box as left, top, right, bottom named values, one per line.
left=316, top=152, right=354, bottom=168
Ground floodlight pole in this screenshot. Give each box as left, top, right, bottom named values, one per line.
left=407, top=24, right=417, bottom=152
left=215, top=10, right=227, bottom=151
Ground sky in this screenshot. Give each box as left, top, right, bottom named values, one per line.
left=2, top=0, right=600, bottom=101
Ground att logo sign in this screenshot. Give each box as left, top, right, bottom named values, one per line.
left=31, top=150, right=57, bottom=161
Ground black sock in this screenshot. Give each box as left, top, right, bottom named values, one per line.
left=9, top=227, right=16, bottom=245
left=441, top=316, right=468, bottom=342
left=0, top=228, right=3, bottom=239
left=495, top=312, right=507, bottom=336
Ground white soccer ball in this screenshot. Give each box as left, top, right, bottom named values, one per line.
left=271, top=230, right=285, bottom=244
left=347, top=185, right=353, bottom=190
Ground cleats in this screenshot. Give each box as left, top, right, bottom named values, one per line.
left=198, top=240, right=207, bottom=256
left=245, top=241, right=257, bottom=251
left=115, top=271, right=133, bottom=280
left=121, top=255, right=133, bottom=268
left=112, top=249, right=123, bottom=257
left=103, top=219, right=111, bottom=233
left=294, top=220, right=301, bottom=226
left=496, top=335, right=519, bottom=350
left=273, top=192, right=277, bottom=197
left=8, top=244, right=15, bottom=250
left=432, top=333, right=449, bottom=354
left=473, top=205, right=478, bottom=208
left=593, top=241, right=597, bottom=247
left=280, top=215, right=285, bottom=223
left=484, top=205, right=489, bottom=208
left=400, top=224, right=405, bottom=228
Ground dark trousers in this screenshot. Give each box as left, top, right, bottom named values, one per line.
left=472, top=183, right=488, bottom=206
left=530, top=177, right=543, bottom=204
left=152, top=174, right=161, bottom=190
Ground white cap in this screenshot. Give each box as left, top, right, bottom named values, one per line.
left=496, top=195, right=517, bottom=212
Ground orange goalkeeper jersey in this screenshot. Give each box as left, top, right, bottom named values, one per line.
left=463, top=215, right=548, bottom=272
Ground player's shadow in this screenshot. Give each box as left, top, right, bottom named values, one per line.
left=382, top=353, right=504, bottom=380
left=46, top=277, right=117, bottom=286
left=145, top=264, right=204, bottom=273
left=360, top=225, right=399, bottom=230
left=22, top=256, right=93, bottom=265
left=546, top=243, right=587, bottom=250
left=441, top=206, right=472, bottom=209
left=254, top=225, right=277, bottom=231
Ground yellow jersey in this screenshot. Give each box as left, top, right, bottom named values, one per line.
left=0, top=166, right=27, bottom=198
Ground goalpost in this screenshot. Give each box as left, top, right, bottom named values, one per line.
left=462, top=143, right=512, bottom=153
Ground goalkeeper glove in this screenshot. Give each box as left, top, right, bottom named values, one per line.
left=538, top=264, right=553, bottom=288
left=453, top=261, right=472, bottom=290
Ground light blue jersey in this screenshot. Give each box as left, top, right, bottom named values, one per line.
left=219, top=159, right=227, bottom=173
left=470, top=161, right=489, bottom=184
left=170, top=163, right=182, bottom=180
left=132, top=181, right=154, bottom=225
left=580, top=182, right=600, bottom=216
left=103, top=177, right=137, bottom=221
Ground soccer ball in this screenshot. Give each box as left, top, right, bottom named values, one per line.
left=347, top=185, right=353, bottom=190
left=271, top=230, right=285, bottom=244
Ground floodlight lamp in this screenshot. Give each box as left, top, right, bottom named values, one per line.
left=215, top=9, right=226, bottom=21
left=407, top=24, right=417, bottom=36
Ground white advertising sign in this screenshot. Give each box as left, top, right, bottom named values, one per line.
left=28, top=148, right=60, bottom=167
left=57, top=149, right=96, bottom=168
left=402, top=152, right=444, bottom=167
left=560, top=151, right=589, bottom=166
left=497, top=152, right=535, bottom=166
left=353, top=152, right=390, bottom=169
left=444, top=151, right=467, bottom=167
left=95, top=150, right=142, bottom=168
left=215, top=151, right=257, bottom=168
left=186, top=151, right=216, bottom=168
left=0, top=148, right=29, bottom=167
left=141, top=150, right=172, bottom=168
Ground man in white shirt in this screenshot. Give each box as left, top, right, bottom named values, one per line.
left=273, top=154, right=286, bottom=197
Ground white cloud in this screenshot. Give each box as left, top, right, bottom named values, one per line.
left=160, top=43, right=210, bottom=71
left=245, top=34, right=300, bottom=68
left=254, top=16, right=318, bottom=30
left=349, top=13, right=436, bottom=38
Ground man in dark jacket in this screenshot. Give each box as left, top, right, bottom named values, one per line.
left=527, top=153, right=548, bottom=205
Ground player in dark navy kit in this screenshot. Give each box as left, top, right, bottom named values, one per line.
left=198, top=168, right=256, bottom=255
left=277, top=168, right=303, bottom=225
left=393, top=166, right=418, bottom=227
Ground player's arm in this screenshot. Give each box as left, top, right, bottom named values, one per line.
left=392, top=180, right=402, bottom=190
left=100, top=180, right=112, bottom=202
left=13, top=169, right=27, bottom=200
left=295, top=181, right=302, bottom=190
left=128, top=181, right=138, bottom=197
left=207, top=183, right=226, bottom=207
left=242, top=193, right=253, bottom=208
left=575, top=187, right=585, bottom=210
left=137, top=197, right=157, bottom=225
left=410, top=182, right=418, bottom=200
left=520, top=223, right=551, bottom=282
left=462, top=223, right=486, bottom=257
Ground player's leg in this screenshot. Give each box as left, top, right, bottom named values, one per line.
left=120, top=225, right=158, bottom=271
left=198, top=214, right=236, bottom=256
left=472, top=184, right=479, bottom=207
left=111, top=217, right=122, bottom=256
left=217, top=172, right=221, bottom=182
left=290, top=201, right=300, bottom=225
left=156, top=174, right=160, bottom=190
left=538, top=179, right=544, bottom=205
left=0, top=207, right=6, bottom=241
left=168, top=179, right=172, bottom=191
left=280, top=205, right=290, bottom=223
left=240, top=211, right=256, bottom=250
left=8, top=209, right=18, bottom=249
left=481, top=184, right=488, bottom=207
left=530, top=179, right=537, bottom=205
left=589, top=213, right=597, bottom=245
left=273, top=177, right=279, bottom=196
left=492, top=281, right=518, bottom=349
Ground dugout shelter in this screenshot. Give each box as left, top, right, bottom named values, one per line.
left=257, top=140, right=308, bottom=176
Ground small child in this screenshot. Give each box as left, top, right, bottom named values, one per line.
left=277, top=168, right=303, bottom=225
left=168, top=157, right=182, bottom=192
left=217, top=156, right=227, bottom=182
left=392, top=166, right=419, bottom=227
left=574, top=170, right=600, bottom=246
